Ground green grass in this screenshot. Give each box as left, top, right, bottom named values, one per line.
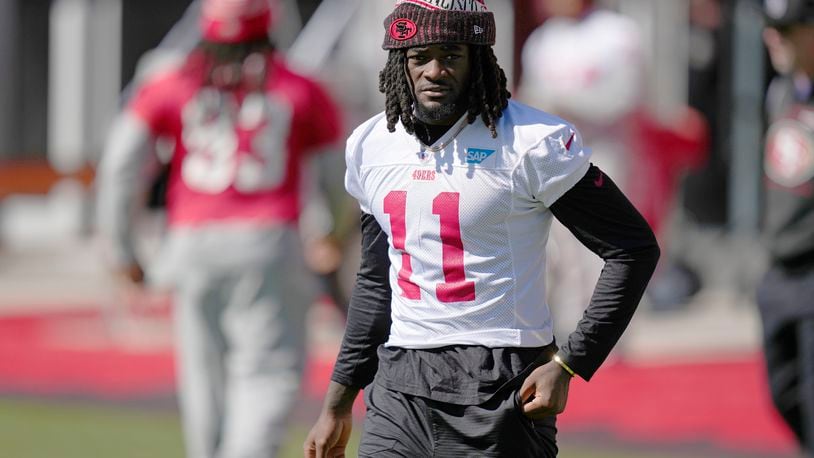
left=0, top=398, right=185, bottom=458
left=0, top=398, right=356, bottom=458
left=0, top=397, right=719, bottom=458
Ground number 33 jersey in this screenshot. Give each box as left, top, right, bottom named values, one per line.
left=128, top=53, right=341, bottom=228
left=345, top=100, right=591, bottom=349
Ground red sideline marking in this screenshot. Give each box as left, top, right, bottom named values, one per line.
left=0, top=346, right=175, bottom=398
left=559, top=357, right=796, bottom=455
left=0, top=309, right=175, bottom=398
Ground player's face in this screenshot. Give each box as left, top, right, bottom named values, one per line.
left=406, top=44, right=471, bottom=126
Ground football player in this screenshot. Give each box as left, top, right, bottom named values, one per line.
left=305, top=1, right=659, bottom=456
left=97, top=0, right=342, bottom=456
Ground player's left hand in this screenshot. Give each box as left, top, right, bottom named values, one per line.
left=517, top=360, right=572, bottom=419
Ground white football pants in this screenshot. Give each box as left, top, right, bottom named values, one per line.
left=166, top=225, right=314, bottom=458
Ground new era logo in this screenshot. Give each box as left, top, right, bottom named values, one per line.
left=474, top=25, right=484, bottom=35
left=466, top=148, right=495, bottom=164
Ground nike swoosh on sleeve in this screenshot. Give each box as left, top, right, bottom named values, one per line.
left=594, top=171, right=604, bottom=187
left=564, top=133, right=575, bottom=151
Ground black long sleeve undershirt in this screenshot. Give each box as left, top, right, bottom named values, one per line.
left=550, top=165, right=660, bottom=380
left=330, top=164, right=659, bottom=389
left=330, top=212, right=393, bottom=389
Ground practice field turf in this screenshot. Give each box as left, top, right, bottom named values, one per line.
left=0, top=397, right=348, bottom=458
left=0, top=397, right=757, bottom=458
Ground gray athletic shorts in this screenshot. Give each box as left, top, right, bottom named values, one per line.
left=359, top=382, right=558, bottom=457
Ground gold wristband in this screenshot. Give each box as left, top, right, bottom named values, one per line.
left=553, top=355, right=576, bottom=378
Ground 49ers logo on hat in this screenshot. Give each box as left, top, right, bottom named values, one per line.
left=390, top=18, right=417, bottom=40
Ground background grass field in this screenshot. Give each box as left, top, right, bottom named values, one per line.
left=1, top=397, right=742, bottom=458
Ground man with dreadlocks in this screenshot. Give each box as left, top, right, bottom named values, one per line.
left=305, top=1, right=659, bottom=456
left=96, top=1, right=342, bottom=457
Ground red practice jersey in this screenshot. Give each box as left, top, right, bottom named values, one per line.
left=128, top=52, right=342, bottom=228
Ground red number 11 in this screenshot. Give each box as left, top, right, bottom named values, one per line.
left=383, top=190, right=476, bottom=303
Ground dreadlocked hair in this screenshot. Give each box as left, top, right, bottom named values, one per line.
left=378, top=50, right=417, bottom=136
left=377, top=45, right=511, bottom=138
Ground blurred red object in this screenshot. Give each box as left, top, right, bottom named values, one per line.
left=626, top=106, right=709, bottom=235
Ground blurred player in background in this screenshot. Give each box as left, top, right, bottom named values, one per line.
left=96, top=0, right=343, bottom=456
left=520, top=0, right=707, bottom=314
left=759, top=0, right=814, bottom=454
left=304, top=1, right=659, bottom=456
left=518, top=0, right=644, bottom=333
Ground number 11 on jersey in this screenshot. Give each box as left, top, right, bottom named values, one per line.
left=383, top=190, right=476, bottom=303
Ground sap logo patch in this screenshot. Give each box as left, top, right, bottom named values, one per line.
left=465, top=148, right=495, bottom=164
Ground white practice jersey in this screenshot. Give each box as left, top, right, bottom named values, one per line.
left=345, top=100, right=591, bottom=349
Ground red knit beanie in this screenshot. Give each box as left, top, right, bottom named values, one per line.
left=383, top=0, right=496, bottom=49
left=200, top=0, right=274, bottom=44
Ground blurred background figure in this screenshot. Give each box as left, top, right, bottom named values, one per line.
left=518, top=0, right=707, bottom=334
left=95, top=0, right=343, bottom=457
left=758, top=0, right=814, bottom=454
left=647, top=0, right=727, bottom=313
left=519, top=0, right=642, bottom=335
left=520, top=0, right=643, bottom=194
left=682, top=0, right=729, bottom=230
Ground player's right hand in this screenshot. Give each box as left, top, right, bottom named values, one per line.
left=303, top=411, right=353, bottom=458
